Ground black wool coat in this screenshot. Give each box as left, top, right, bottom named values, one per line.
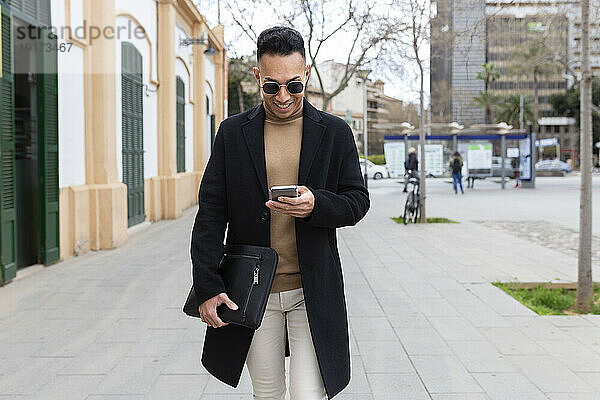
left=190, top=98, right=370, bottom=399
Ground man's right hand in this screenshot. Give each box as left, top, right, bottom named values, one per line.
left=198, top=293, right=238, bottom=328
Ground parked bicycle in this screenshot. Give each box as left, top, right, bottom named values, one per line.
left=403, top=171, right=420, bottom=225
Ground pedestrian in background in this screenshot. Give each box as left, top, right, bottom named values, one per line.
left=511, top=156, right=520, bottom=188
left=403, top=147, right=418, bottom=192
left=449, top=151, right=464, bottom=194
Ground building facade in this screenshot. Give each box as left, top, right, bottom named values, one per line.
left=430, top=0, right=486, bottom=125
left=486, top=13, right=569, bottom=119
left=431, top=0, right=600, bottom=125
left=0, top=0, right=226, bottom=285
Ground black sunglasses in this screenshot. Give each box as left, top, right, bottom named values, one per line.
left=261, top=80, right=305, bottom=95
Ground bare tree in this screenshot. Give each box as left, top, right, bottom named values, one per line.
left=576, top=0, right=594, bottom=313
left=221, top=0, right=395, bottom=111
left=391, top=0, right=431, bottom=222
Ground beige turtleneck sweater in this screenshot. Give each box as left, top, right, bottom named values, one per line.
left=264, top=101, right=304, bottom=293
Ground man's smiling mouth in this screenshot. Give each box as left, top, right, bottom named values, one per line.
left=275, top=102, right=293, bottom=110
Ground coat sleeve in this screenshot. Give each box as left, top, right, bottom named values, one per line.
left=190, top=124, right=228, bottom=306
left=300, top=124, right=370, bottom=229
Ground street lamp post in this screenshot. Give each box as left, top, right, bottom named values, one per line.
left=357, top=69, right=371, bottom=188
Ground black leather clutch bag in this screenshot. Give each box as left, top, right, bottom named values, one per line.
left=183, top=244, right=279, bottom=330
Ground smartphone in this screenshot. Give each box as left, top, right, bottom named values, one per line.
left=269, top=185, right=299, bottom=203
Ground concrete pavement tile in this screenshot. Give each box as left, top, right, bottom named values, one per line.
left=199, top=396, right=252, bottom=400
left=124, top=341, right=179, bottom=357
left=446, top=340, right=517, bottom=373
left=473, top=372, right=547, bottom=399
left=86, top=396, right=144, bottom=400
left=27, top=374, right=105, bottom=400
left=558, top=327, right=600, bottom=348
left=355, top=341, right=414, bottom=374
left=545, top=394, right=600, bottom=400
left=399, top=283, right=443, bottom=299
left=376, top=295, right=417, bottom=311
left=327, top=394, right=374, bottom=400
left=427, top=316, right=486, bottom=341
left=395, top=327, right=453, bottom=355
left=340, top=356, right=371, bottom=394
left=350, top=317, right=398, bottom=342
left=182, top=322, right=207, bottom=342
left=505, top=316, right=574, bottom=342
left=344, top=283, right=375, bottom=298
left=576, top=372, right=600, bottom=391
left=91, top=356, right=166, bottom=395
left=346, top=297, right=386, bottom=318
left=202, top=371, right=253, bottom=394
left=428, top=277, right=469, bottom=291
left=542, top=315, right=596, bottom=327
left=144, top=374, right=209, bottom=400
left=458, top=306, right=513, bottom=328
left=60, top=342, right=134, bottom=375
left=147, top=307, right=197, bottom=330
left=386, top=311, right=432, bottom=329
left=536, top=340, right=600, bottom=372
left=94, top=318, right=150, bottom=343
left=479, top=327, right=547, bottom=355
left=438, top=289, right=489, bottom=308
left=162, top=342, right=208, bottom=375
left=366, top=373, right=430, bottom=400
left=0, top=341, right=44, bottom=358
left=505, top=355, right=595, bottom=393
left=446, top=268, right=488, bottom=283
left=581, top=315, right=600, bottom=327
left=0, top=357, right=72, bottom=395
left=413, top=297, right=461, bottom=316
left=431, top=394, right=491, bottom=400
left=410, top=355, right=484, bottom=393
left=463, top=284, right=538, bottom=316
left=349, top=331, right=360, bottom=356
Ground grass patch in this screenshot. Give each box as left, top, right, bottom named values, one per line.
left=427, top=217, right=459, bottom=223
left=493, top=281, right=600, bottom=315
left=391, top=217, right=459, bottom=224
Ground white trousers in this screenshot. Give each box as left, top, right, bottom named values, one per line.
left=245, top=287, right=328, bottom=400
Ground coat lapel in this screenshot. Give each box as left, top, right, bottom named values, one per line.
left=241, top=98, right=326, bottom=199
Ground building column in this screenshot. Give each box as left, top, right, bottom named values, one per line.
left=193, top=22, right=207, bottom=174
left=213, top=25, right=225, bottom=127
left=156, top=0, right=180, bottom=219
left=84, top=0, right=127, bottom=250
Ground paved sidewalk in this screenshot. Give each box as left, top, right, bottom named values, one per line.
left=0, top=182, right=599, bottom=399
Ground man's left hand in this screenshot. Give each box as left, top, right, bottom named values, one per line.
left=265, top=186, right=314, bottom=218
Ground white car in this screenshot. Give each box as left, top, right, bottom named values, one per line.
left=359, top=159, right=390, bottom=179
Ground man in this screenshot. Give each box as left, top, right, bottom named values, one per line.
left=403, top=147, right=418, bottom=192
left=190, top=26, right=370, bottom=400
left=449, top=151, right=464, bottom=194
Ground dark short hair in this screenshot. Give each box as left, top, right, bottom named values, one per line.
left=256, top=26, right=306, bottom=64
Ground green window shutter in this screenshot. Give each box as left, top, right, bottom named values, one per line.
left=121, top=42, right=145, bottom=227
left=8, top=0, right=50, bottom=26
left=37, top=26, right=59, bottom=264
left=0, top=4, right=17, bottom=284
left=176, top=76, right=185, bottom=173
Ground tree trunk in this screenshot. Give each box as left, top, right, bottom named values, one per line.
left=533, top=71, right=539, bottom=132
left=576, top=0, right=594, bottom=313
left=322, top=93, right=331, bottom=112
left=418, top=61, right=426, bottom=223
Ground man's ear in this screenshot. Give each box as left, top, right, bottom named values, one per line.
left=305, top=64, right=311, bottom=80
left=252, top=67, right=261, bottom=84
